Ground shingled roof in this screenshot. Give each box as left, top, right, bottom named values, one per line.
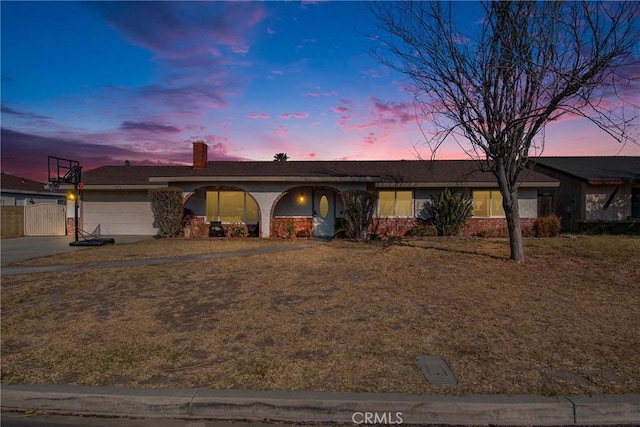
left=81, top=160, right=557, bottom=187
left=0, top=172, right=63, bottom=194
left=535, top=157, right=640, bottom=184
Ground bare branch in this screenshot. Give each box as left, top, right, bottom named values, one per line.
left=369, top=0, right=640, bottom=262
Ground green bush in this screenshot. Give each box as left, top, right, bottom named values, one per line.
left=427, top=189, right=473, bottom=236
left=149, top=188, right=184, bottom=237
left=533, top=215, right=561, bottom=237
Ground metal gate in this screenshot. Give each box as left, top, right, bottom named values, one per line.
left=24, top=204, right=67, bottom=236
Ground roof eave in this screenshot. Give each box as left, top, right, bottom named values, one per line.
left=149, top=176, right=381, bottom=183
left=375, top=181, right=559, bottom=188
left=0, top=189, right=66, bottom=197
left=63, top=184, right=169, bottom=190
left=587, top=179, right=639, bottom=185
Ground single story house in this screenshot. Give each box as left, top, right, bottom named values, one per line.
left=67, top=142, right=559, bottom=238
left=1, top=172, right=67, bottom=237
left=533, top=156, right=640, bottom=232
left=1, top=172, right=66, bottom=206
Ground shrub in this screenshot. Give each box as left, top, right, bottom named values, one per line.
left=533, top=215, right=561, bottom=237
left=579, top=221, right=640, bottom=235
left=427, top=189, right=473, bottom=236
left=275, top=217, right=296, bottom=239
left=341, top=190, right=378, bottom=239
left=149, top=187, right=183, bottom=237
left=296, top=229, right=311, bottom=238
left=228, top=222, right=248, bottom=238
left=406, top=224, right=438, bottom=237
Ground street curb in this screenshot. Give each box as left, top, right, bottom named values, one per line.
left=2, top=385, right=639, bottom=425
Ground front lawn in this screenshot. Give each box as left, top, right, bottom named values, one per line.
left=1, top=235, right=638, bottom=396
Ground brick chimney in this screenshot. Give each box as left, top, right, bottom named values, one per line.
left=193, top=141, right=208, bottom=169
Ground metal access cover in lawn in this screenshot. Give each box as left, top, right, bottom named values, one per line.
left=416, top=355, right=458, bottom=386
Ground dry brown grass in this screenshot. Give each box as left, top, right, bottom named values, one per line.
left=2, top=235, right=639, bottom=396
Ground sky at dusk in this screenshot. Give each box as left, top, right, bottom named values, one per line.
left=1, top=1, right=639, bottom=182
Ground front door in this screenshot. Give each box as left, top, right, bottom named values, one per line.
left=313, top=190, right=334, bottom=238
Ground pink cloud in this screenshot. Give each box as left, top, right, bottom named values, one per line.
left=273, top=124, right=289, bottom=137
left=248, top=113, right=270, bottom=119
left=92, top=2, right=268, bottom=58
left=294, top=112, right=310, bottom=119
left=307, top=92, right=319, bottom=97
left=331, top=105, right=351, bottom=114
left=364, top=132, right=377, bottom=145
left=370, top=97, right=415, bottom=126
left=280, top=113, right=291, bottom=119
left=119, top=121, right=181, bottom=134
left=331, top=97, right=417, bottom=133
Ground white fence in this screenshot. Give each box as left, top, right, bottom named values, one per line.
left=24, top=204, right=66, bottom=236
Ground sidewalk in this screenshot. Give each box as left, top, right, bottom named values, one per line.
left=1, top=384, right=639, bottom=425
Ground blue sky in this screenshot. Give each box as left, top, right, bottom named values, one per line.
left=2, top=1, right=639, bottom=181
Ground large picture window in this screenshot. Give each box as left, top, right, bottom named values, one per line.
left=378, top=190, right=413, bottom=217
left=473, top=190, right=505, bottom=217
left=206, top=191, right=258, bottom=223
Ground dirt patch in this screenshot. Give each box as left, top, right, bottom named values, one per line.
left=2, top=236, right=639, bottom=396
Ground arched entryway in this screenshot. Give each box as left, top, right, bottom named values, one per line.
left=183, top=186, right=261, bottom=237
left=270, top=186, right=341, bottom=238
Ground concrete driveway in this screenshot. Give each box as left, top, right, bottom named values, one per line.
left=0, top=235, right=153, bottom=267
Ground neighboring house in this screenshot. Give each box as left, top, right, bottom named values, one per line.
left=0, top=172, right=66, bottom=206
left=534, top=156, right=640, bottom=232
left=1, top=172, right=67, bottom=237
left=67, top=142, right=558, bottom=238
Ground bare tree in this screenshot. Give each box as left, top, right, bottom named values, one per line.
left=371, top=1, right=639, bottom=262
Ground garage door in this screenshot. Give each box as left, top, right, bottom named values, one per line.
left=82, top=191, right=157, bottom=235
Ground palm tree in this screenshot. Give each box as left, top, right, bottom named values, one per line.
left=273, top=153, right=289, bottom=162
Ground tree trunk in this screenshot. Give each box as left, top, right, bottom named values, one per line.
left=495, top=162, right=525, bottom=263
left=504, top=188, right=525, bottom=262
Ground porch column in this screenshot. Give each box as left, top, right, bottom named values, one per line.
left=248, top=191, right=280, bottom=238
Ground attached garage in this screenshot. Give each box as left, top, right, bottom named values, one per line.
left=81, top=191, right=157, bottom=235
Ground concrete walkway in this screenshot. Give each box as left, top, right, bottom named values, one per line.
left=1, top=384, right=639, bottom=425
left=0, top=235, right=153, bottom=267
left=0, top=240, right=326, bottom=276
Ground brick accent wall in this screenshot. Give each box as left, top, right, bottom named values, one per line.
left=370, top=218, right=418, bottom=236
left=66, top=217, right=80, bottom=236
left=271, top=217, right=313, bottom=238
left=461, top=217, right=536, bottom=236
left=364, top=217, right=536, bottom=237
left=183, top=216, right=209, bottom=238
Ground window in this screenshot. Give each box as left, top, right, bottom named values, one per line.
left=206, top=191, right=258, bottom=223
left=378, top=190, right=413, bottom=217
left=473, top=190, right=505, bottom=217
left=632, top=188, right=640, bottom=219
